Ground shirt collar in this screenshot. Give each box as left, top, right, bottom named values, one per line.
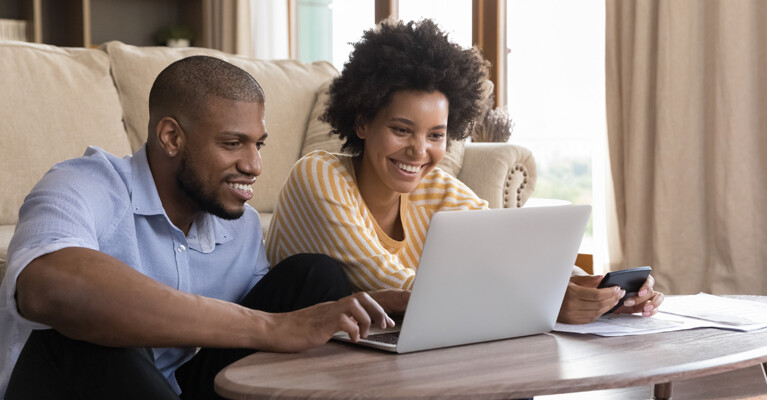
left=130, top=145, right=165, bottom=217
left=187, top=214, right=233, bottom=253
left=129, top=145, right=233, bottom=252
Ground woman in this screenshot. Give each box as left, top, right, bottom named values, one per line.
left=266, top=18, right=663, bottom=324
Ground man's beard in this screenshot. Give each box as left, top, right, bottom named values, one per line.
left=176, top=153, right=245, bottom=220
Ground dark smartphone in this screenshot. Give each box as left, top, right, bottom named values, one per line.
left=597, top=266, right=652, bottom=314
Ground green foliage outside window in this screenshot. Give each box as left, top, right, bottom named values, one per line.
left=534, top=157, right=593, bottom=237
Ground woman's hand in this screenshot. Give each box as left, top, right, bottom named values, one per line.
left=557, top=275, right=624, bottom=324
left=558, top=274, right=664, bottom=324
left=613, top=275, right=664, bottom=317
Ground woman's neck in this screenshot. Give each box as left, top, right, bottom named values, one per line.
left=354, top=156, right=404, bottom=240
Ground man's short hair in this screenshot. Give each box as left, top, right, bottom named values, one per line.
left=149, top=55, right=265, bottom=124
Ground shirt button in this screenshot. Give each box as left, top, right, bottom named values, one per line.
left=177, top=244, right=186, bottom=252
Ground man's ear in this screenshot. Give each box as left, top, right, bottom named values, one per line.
left=156, top=117, right=185, bottom=157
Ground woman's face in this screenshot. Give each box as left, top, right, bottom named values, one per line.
left=355, top=90, right=449, bottom=196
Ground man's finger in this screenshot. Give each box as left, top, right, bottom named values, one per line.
left=342, top=297, right=374, bottom=338
left=368, top=289, right=411, bottom=315
left=338, top=313, right=361, bottom=342
left=356, top=292, right=394, bottom=329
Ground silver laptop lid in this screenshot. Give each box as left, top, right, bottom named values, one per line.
left=395, top=205, right=591, bottom=353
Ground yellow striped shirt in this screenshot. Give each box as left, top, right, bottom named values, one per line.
left=265, top=151, right=488, bottom=291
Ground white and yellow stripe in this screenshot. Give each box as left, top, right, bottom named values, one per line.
left=265, top=151, right=488, bottom=291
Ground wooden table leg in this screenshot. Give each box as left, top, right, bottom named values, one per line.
left=761, top=363, right=767, bottom=384
left=653, top=382, right=673, bottom=400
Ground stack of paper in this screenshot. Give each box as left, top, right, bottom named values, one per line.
left=553, top=293, right=767, bottom=337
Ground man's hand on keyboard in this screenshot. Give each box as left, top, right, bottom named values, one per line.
left=368, top=289, right=410, bottom=317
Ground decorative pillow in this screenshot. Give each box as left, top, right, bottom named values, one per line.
left=0, top=41, right=131, bottom=225
left=300, top=80, right=344, bottom=156
left=438, top=141, right=465, bottom=178
left=301, top=79, right=466, bottom=177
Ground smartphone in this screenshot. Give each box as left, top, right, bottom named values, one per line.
left=597, top=266, right=652, bottom=314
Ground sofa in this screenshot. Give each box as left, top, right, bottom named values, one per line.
left=0, top=39, right=537, bottom=285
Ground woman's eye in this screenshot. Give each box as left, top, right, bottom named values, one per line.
left=392, top=127, right=409, bottom=135
left=429, top=132, right=446, bottom=141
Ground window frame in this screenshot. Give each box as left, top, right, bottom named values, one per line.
left=288, top=0, right=506, bottom=107
left=374, top=0, right=506, bottom=108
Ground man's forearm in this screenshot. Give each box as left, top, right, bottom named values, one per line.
left=15, top=247, right=271, bottom=349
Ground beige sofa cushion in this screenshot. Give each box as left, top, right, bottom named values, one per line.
left=300, top=80, right=340, bottom=156
left=439, top=140, right=465, bottom=177
left=0, top=224, right=14, bottom=284
left=0, top=41, right=132, bottom=225
left=302, top=80, right=465, bottom=177
left=103, top=41, right=338, bottom=213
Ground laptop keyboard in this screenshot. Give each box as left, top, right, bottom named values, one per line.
left=365, top=331, right=400, bottom=345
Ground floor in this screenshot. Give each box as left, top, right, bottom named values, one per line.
left=538, top=364, right=767, bottom=399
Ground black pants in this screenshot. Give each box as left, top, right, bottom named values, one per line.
left=5, top=253, right=352, bottom=400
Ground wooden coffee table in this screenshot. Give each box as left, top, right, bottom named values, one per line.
left=215, top=298, right=767, bottom=399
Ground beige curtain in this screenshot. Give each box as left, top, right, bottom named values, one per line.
left=605, top=0, right=767, bottom=295
left=202, top=0, right=253, bottom=56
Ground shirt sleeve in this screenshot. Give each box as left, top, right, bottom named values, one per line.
left=2, top=157, right=124, bottom=327
left=266, top=153, right=416, bottom=291
left=411, top=169, right=489, bottom=212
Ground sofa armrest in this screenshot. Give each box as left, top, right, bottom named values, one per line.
left=457, top=142, right=537, bottom=208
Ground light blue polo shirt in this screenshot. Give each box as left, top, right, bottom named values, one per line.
left=0, top=146, right=269, bottom=396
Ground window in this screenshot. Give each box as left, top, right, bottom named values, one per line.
left=329, top=0, right=374, bottom=69
left=293, top=0, right=374, bottom=70
left=398, top=0, right=472, bottom=49
left=295, top=0, right=471, bottom=71
left=506, top=0, right=607, bottom=270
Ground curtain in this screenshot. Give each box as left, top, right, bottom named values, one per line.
left=250, top=0, right=290, bottom=59
left=203, top=0, right=253, bottom=56
left=605, top=0, right=767, bottom=294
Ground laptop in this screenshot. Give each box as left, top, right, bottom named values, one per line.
left=333, top=204, right=591, bottom=353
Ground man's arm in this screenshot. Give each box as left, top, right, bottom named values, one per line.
left=16, top=247, right=404, bottom=352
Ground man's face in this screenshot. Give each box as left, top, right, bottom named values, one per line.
left=176, top=97, right=267, bottom=220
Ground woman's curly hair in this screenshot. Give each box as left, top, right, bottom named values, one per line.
left=320, top=18, right=490, bottom=156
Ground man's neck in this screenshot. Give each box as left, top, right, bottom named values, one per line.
left=147, top=149, right=199, bottom=236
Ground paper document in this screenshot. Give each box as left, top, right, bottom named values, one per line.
left=553, top=293, right=767, bottom=337
left=554, top=312, right=707, bottom=336
left=660, top=293, right=767, bottom=326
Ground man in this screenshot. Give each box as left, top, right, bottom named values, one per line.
left=0, top=56, right=408, bottom=399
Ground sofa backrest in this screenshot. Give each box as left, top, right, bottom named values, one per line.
left=0, top=39, right=470, bottom=228
left=0, top=41, right=133, bottom=225
left=103, top=41, right=339, bottom=214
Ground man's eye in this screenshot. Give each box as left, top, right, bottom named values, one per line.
left=256, top=142, right=266, bottom=150
left=223, top=142, right=240, bottom=148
